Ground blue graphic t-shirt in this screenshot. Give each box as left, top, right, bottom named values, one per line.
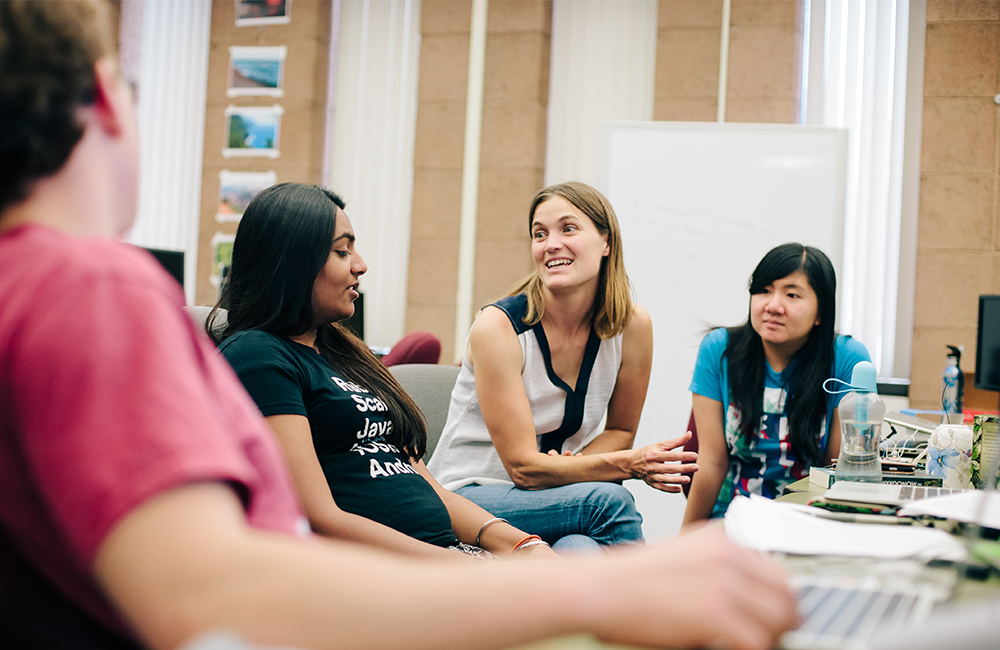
left=689, top=328, right=870, bottom=518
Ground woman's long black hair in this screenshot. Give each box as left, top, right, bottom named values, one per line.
left=209, top=182, right=428, bottom=459
left=725, top=243, right=837, bottom=466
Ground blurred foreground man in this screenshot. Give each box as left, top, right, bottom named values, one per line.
left=0, top=2, right=797, bottom=649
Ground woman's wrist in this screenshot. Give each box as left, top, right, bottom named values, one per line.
left=476, top=521, right=533, bottom=555
left=622, top=447, right=645, bottom=480
left=475, top=517, right=510, bottom=547
left=511, top=535, right=551, bottom=556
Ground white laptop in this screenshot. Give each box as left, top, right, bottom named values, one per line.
left=883, top=411, right=938, bottom=437
left=785, top=456, right=999, bottom=650
left=781, top=577, right=945, bottom=650
left=823, top=481, right=969, bottom=507
left=779, top=479, right=968, bottom=650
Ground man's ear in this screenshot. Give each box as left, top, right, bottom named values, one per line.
left=88, top=58, right=130, bottom=137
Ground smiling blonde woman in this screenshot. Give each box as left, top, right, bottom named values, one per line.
left=428, top=182, right=698, bottom=551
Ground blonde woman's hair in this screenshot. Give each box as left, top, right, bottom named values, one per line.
left=508, top=182, right=634, bottom=339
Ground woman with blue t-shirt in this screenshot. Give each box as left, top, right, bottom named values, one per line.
left=682, top=243, right=870, bottom=524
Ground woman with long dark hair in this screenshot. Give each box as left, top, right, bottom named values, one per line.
left=209, top=182, right=554, bottom=559
left=682, top=243, right=870, bottom=523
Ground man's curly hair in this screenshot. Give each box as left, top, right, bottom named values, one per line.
left=0, top=0, right=115, bottom=214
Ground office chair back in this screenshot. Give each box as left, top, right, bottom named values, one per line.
left=389, top=363, right=460, bottom=461
left=185, top=305, right=228, bottom=340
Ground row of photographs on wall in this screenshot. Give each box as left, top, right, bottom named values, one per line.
left=224, top=44, right=287, bottom=155
left=217, top=170, right=275, bottom=222
left=223, top=105, right=283, bottom=159
left=236, top=0, right=290, bottom=27
left=211, top=231, right=236, bottom=290
left=211, top=170, right=277, bottom=287
left=220, top=0, right=290, bottom=289
left=228, top=46, right=286, bottom=98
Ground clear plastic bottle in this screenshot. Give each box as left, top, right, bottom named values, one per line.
left=835, top=361, right=885, bottom=483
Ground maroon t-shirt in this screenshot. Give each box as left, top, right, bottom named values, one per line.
left=0, top=224, right=306, bottom=641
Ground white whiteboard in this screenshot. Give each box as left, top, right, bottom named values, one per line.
left=599, top=122, right=848, bottom=540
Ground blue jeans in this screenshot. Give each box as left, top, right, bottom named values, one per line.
left=456, top=482, right=644, bottom=553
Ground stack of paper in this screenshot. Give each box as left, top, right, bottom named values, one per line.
left=724, top=495, right=966, bottom=561
left=898, top=491, right=1000, bottom=527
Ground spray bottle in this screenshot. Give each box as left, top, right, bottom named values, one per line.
left=942, top=345, right=964, bottom=424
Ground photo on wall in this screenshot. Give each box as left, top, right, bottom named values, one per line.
left=216, top=170, right=277, bottom=223
left=227, top=46, right=286, bottom=98
left=210, top=232, right=237, bottom=292
left=223, top=105, right=283, bottom=159
left=235, top=0, right=290, bottom=26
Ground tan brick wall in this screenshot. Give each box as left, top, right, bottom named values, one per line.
left=910, top=0, right=1000, bottom=408
left=183, top=0, right=999, bottom=398
left=472, top=0, right=550, bottom=320
left=407, top=0, right=550, bottom=363
left=195, top=0, right=330, bottom=306
left=655, top=0, right=723, bottom=121
left=655, top=0, right=801, bottom=123
left=726, top=0, right=800, bottom=123
left=407, top=0, right=472, bottom=363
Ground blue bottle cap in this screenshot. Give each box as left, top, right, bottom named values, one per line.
left=850, top=361, right=877, bottom=393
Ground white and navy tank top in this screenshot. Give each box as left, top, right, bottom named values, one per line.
left=427, top=294, right=624, bottom=491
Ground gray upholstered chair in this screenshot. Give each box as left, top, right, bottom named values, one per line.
left=185, top=305, right=228, bottom=340
left=389, top=363, right=461, bottom=461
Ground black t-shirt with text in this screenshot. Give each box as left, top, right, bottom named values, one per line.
left=219, top=330, right=456, bottom=547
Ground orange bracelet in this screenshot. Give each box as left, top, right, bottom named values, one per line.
left=511, top=535, right=543, bottom=554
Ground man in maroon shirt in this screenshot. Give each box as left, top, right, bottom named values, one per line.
left=0, top=3, right=796, bottom=650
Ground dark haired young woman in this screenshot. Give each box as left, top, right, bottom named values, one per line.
left=210, top=182, right=554, bottom=560
left=682, top=243, right=871, bottom=524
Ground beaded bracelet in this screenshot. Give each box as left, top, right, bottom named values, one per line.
left=475, top=517, right=510, bottom=547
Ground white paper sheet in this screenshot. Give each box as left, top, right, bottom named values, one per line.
left=898, top=490, right=1000, bottom=528
left=724, top=495, right=966, bottom=561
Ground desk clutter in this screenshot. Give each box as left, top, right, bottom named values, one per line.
left=803, top=414, right=1000, bottom=524
left=726, top=495, right=963, bottom=650
left=727, top=494, right=999, bottom=650
left=751, top=408, right=1000, bottom=650
left=808, top=466, right=943, bottom=489
left=808, top=413, right=1000, bottom=494
left=704, top=358, right=1000, bottom=650
left=726, top=495, right=967, bottom=561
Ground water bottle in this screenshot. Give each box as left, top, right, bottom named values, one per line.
left=826, top=361, right=885, bottom=483
left=942, top=345, right=964, bottom=424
